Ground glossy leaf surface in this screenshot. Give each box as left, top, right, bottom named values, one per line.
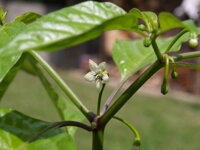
left=0, top=107, right=76, bottom=150
left=0, top=1, right=138, bottom=82
left=1, top=1, right=137, bottom=52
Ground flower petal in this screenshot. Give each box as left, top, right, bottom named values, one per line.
left=89, top=59, right=98, bottom=72
left=102, top=73, right=109, bottom=82
left=96, top=80, right=102, bottom=89
left=99, top=62, right=106, bottom=70
left=84, top=71, right=95, bottom=82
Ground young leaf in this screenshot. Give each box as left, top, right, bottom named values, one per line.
left=14, top=12, right=41, bottom=24
left=130, top=8, right=158, bottom=32
left=158, top=12, right=184, bottom=34
left=182, top=20, right=200, bottom=33
left=159, top=13, right=200, bottom=34
left=112, top=33, right=192, bottom=80
left=0, top=107, right=76, bottom=150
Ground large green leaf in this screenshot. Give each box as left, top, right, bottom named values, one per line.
left=112, top=33, right=191, bottom=80
left=1, top=1, right=137, bottom=52
left=0, top=22, right=26, bottom=82
left=0, top=107, right=76, bottom=150
left=0, top=1, right=138, bottom=83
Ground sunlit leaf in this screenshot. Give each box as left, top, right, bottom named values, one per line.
left=0, top=1, right=138, bottom=82
left=2, top=1, right=137, bottom=52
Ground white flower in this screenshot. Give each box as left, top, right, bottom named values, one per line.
left=84, top=59, right=109, bottom=89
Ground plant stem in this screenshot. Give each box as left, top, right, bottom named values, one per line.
left=165, top=29, right=188, bottom=53
left=97, top=84, right=105, bottom=115
left=92, top=129, right=104, bottom=150
left=170, top=62, right=200, bottom=70
left=29, top=51, right=93, bottom=122
left=151, top=36, right=162, bottom=61
left=101, top=82, right=124, bottom=115
left=27, top=121, right=93, bottom=143
left=173, top=51, right=200, bottom=61
left=100, top=61, right=163, bottom=126
left=31, top=60, right=65, bottom=121
left=113, top=116, right=141, bottom=145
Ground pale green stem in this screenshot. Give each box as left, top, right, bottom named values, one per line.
left=28, top=51, right=93, bottom=121
left=151, top=36, right=162, bottom=60
left=170, top=62, right=200, bottom=70
left=113, top=116, right=141, bottom=146
left=165, top=29, right=188, bottom=53
left=173, top=51, right=200, bottom=61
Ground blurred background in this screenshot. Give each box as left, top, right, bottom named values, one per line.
left=0, top=0, right=200, bottom=150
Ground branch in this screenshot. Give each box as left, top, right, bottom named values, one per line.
left=26, top=121, right=93, bottom=143
left=170, top=62, right=200, bottom=70
left=101, top=82, right=124, bottom=115
left=100, top=61, right=163, bottom=126
left=173, top=51, right=200, bottom=61
left=165, top=29, right=188, bottom=53
left=28, top=51, right=93, bottom=122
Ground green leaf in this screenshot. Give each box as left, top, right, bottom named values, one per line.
left=0, top=1, right=138, bottom=83
left=0, top=107, right=76, bottom=150
left=159, top=12, right=184, bottom=34
left=0, top=22, right=26, bottom=82
left=182, top=20, right=200, bottom=33
left=1, top=1, right=137, bottom=53
left=29, top=55, right=84, bottom=136
left=14, top=12, right=41, bottom=24
left=159, top=13, right=200, bottom=34
left=112, top=33, right=191, bottom=79
left=0, top=54, right=26, bottom=101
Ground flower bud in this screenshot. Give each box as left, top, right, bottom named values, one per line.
left=189, top=38, right=198, bottom=48
left=133, top=137, right=141, bottom=146
left=161, top=80, right=168, bottom=95
left=143, top=38, right=151, bottom=47
left=138, top=24, right=146, bottom=31
left=171, top=69, right=178, bottom=79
